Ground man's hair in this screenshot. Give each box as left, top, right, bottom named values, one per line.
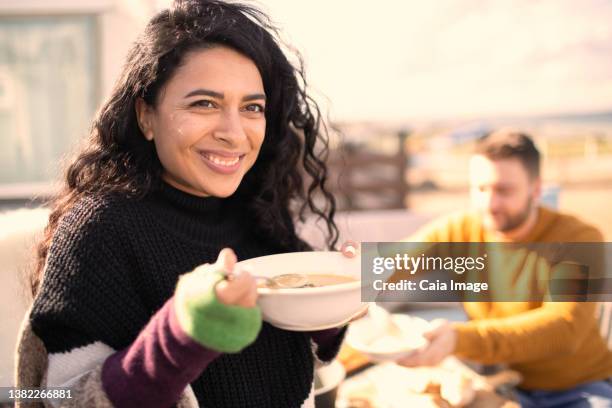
left=474, top=129, right=541, bottom=178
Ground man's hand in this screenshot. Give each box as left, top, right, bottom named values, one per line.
left=397, top=319, right=457, bottom=367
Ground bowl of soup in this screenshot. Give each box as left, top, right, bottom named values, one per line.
left=236, top=251, right=366, bottom=330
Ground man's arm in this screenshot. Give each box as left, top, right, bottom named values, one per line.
left=453, top=301, right=597, bottom=364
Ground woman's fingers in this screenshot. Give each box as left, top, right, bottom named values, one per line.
left=212, top=248, right=259, bottom=307
left=240, top=273, right=259, bottom=308
left=216, top=268, right=258, bottom=307
left=216, top=273, right=248, bottom=303
left=216, top=247, right=237, bottom=274
left=341, top=241, right=359, bottom=258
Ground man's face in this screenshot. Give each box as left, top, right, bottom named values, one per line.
left=469, top=155, right=541, bottom=232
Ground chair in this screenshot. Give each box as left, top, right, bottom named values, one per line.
left=0, top=207, right=49, bottom=388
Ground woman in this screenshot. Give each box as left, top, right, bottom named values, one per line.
left=19, top=1, right=346, bottom=407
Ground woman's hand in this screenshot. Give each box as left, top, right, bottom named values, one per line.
left=340, top=240, right=358, bottom=258
left=174, top=248, right=262, bottom=353
left=214, top=248, right=258, bottom=308
left=339, top=241, right=370, bottom=323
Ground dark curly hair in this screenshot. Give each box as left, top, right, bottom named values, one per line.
left=29, top=0, right=339, bottom=297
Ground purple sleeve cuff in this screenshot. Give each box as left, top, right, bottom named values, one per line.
left=310, top=326, right=347, bottom=362
left=101, top=296, right=221, bottom=408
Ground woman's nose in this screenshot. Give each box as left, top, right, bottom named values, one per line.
left=212, top=110, right=247, bottom=145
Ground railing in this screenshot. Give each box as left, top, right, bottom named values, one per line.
left=326, top=131, right=410, bottom=211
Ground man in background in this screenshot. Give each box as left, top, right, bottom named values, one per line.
left=399, top=129, right=612, bottom=407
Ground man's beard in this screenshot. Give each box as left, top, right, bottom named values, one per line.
left=486, top=196, right=535, bottom=233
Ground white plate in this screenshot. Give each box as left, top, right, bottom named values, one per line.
left=346, top=314, right=429, bottom=362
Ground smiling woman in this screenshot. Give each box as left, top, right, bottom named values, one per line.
left=135, top=47, right=268, bottom=198
left=17, top=1, right=342, bottom=408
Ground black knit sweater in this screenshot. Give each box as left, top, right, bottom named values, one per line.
left=30, top=182, right=335, bottom=407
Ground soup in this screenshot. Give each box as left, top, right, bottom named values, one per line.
left=259, top=273, right=356, bottom=289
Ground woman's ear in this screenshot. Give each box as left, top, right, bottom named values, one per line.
left=135, top=98, right=155, bottom=141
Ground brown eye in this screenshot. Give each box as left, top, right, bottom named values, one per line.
left=244, top=103, right=265, bottom=113
left=192, top=100, right=216, bottom=108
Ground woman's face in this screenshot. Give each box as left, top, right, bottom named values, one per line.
left=136, top=46, right=266, bottom=197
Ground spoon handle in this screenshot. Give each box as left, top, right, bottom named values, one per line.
left=220, top=270, right=276, bottom=287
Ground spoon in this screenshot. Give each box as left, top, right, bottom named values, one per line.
left=262, top=273, right=312, bottom=289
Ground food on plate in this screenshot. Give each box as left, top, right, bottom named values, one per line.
left=345, top=314, right=429, bottom=362
left=338, top=359, right=521, bottom=408
left=405, top=369, right=476, bottom=407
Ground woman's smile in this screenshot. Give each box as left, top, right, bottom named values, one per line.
left=197, top=149, right=246, bottom=175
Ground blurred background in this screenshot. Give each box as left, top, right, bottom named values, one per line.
left=1, top=0, right=611, bottom=389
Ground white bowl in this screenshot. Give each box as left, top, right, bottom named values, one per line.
left=346, top=314, right=429, bottom=362
left=237, top=251, right=366, bottom=331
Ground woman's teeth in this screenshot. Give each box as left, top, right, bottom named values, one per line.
left=202, top=153, right=240, bottom=166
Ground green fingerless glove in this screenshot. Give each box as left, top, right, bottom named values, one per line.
left=174, top=265, right=262, bottom=353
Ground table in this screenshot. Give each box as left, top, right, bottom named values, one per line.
left=336, top=358, right=518, bottom=408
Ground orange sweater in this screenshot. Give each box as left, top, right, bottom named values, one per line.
left=410, top=207, right=612, bottom=390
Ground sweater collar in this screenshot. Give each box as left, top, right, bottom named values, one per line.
left=158, top=181, right=225, bottom=215
left=147, top=181, right=250, bottom=244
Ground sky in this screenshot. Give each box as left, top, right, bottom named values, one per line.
left=156, top=0, right=612, bottom=122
